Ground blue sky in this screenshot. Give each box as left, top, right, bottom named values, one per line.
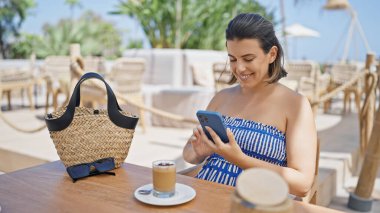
left=21, top=0, right=379, bottom=63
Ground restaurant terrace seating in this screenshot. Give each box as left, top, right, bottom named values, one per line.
left=0, top=67, right=35, bottom=110
left=41, top=56, right=71, bottom=111
left=190, top=62, right=215, bottom=88
left=70, top=56, right=107, bottom=108
left=108, top=57, right=147, bottom=132
left=324, top=63, right=362, bottom=113
left=213, top=62, right=235, bottom=92
left=280, top=61, right=330, bottom=113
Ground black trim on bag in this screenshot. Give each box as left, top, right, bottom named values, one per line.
left=45, top=72, right=139, bottom=131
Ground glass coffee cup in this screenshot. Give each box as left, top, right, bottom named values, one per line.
left=152, top=160, right=176, bottom=198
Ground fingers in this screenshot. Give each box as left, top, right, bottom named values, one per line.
left=189, top=135, right=196, bottom=142
left=205, top=126, right=223, bottom=147
left=193, top=127, right=201, bottom=139
left=226, top=128, right=236, bottom=145
left=198, top=126, right=216, bottom=149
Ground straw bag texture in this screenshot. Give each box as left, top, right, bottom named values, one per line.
left=45, top=72, right=139, bottom=168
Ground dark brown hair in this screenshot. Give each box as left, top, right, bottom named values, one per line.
left=225, top=13, right=287, bottom=84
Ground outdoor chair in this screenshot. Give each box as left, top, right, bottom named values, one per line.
left=108, top=57, right=146, bottom=132
left=324, top=63, right=362, bottom=113
left=69, top=56, right=107, bottom=108
left=190, top=62, right=215, bottom=89
left=70, top=57, right=147, bottom=133
left=284, top=61, right=330, bottom=100
left=69, top=57, right=107, bottom=109
left=41, top=56, right=71, bottom=112
left=212, top=62, right=234, bottom=92
left=282, top=61, right=330, bottom=113
left=300, top=138, right=320, bottom=204
left=0, top=67, right=35, bottom=110
left=82, top=56, right=106, bottom=75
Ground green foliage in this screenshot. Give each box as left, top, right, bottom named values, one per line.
left=0, top=0, right=36, bottom=58
left=65, top=0, right=82, bottom=8
left=112, top=0, right=274, bottom=50
left=32, top=11, right=122, bottom=59
left=9, top=33, right=41, bottom=58
left=127, top=39, right=144, bottom=49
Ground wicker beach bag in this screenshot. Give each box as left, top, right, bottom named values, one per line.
left=45, top=72, right=139, bottom=169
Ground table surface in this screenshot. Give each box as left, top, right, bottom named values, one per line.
left=0, top=161, right=342, bottom=213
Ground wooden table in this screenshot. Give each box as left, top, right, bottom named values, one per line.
left=0, top=161, right=342, bottom=213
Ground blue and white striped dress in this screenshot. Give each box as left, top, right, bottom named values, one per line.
left=195, top=115, right=287, bottom=186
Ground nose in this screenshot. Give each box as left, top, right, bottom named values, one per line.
left=235, top=61, right=246, bottom=72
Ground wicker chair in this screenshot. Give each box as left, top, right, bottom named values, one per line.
left=190, top=62, right=215, bottom=88
left=108, top=58, right=146, bottom=132
left=324, top=63, right=362, bottom=113
left=286, top=61, right=329, bottom=100
left=82, top=56, right=106, bottom=75
left=212, top=62, right=234, bottom=92
left=0, top=67, right=35, bottom=110
left=300, top=138, right=320, bottom=204
left=282, top=61, right=330, bottom=113
left=41, top=56, right=71, bottom=112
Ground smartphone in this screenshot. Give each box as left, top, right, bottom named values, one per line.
left=196, top=110, right=229, bottom=143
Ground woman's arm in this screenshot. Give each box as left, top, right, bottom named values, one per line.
left=283, top=95, right=317, bottom=196
left=203, top=95, right=317, bottom=197
left=182, top=91, right=224, bottom=164
left=183, top=134, right=209, bottom=164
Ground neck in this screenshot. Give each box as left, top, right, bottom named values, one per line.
left=239, top=81, right=275, bottom=97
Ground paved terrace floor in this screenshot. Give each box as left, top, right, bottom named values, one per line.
left=0, top=95, right=380, bottom=212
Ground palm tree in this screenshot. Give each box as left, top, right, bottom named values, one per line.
left=111, top=0, right=273, bottom=50
left=34, top=11, right=122, bottom=59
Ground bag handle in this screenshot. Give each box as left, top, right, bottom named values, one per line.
left=45, top=72, right=139, bottom=131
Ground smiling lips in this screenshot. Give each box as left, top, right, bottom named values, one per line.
left=238, top=73, right=254, bottom=81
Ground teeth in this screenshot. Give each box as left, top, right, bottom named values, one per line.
left=240, top=74, right=252, bottom=80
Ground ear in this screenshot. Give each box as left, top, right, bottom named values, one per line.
left=268, top=46, right=278, bottom=64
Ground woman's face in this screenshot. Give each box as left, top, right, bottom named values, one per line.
left=227, top=39, right=277, bottom=88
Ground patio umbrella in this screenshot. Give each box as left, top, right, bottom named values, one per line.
left=285, top=23, right=320, bottom=59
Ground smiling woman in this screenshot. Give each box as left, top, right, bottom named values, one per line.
left=182, top=13, right=317, bottom=198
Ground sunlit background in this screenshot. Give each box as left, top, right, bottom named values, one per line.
left=11, top=0, right=378, bottom=62
left=0, top=0, right=377, bottom=62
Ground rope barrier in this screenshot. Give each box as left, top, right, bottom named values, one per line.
left=310, top=71, right=366, bottom=106
left=0, top=109, right=46, bottom=133
left=70, top=58, right=198, bottom=124
left=2, top=56, right=373, bottom=133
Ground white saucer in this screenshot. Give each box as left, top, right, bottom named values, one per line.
left=134, top=183, right=196, bottom=206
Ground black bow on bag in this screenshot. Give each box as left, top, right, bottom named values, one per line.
left=45, top=72, right=139, bottom=182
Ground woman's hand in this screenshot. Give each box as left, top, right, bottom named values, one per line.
left=190, top=126, right=214, bottom=161
left=200, top=126, right=244, bottom=164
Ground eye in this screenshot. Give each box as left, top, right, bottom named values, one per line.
left=244, top=58, right=254, bottom=62
left=229, top=58, right=237, bottom=63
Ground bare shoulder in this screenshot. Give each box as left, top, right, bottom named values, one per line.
left=206, top=86, right=237, bottom=110
left=274, top=83, right=311, bottom=115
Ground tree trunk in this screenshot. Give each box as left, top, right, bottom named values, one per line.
left=0, top=30, right=7, bottom=59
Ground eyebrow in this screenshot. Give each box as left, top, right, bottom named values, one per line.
left=228, top=54, right=256, bottom=58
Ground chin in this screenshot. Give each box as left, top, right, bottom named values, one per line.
left=239, top=81, right=258, bottom=88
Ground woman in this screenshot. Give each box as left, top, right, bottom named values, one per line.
left=182, top=13, right=317, bottom=197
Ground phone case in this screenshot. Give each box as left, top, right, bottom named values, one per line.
left=196, top=110, right=229, bottom=143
